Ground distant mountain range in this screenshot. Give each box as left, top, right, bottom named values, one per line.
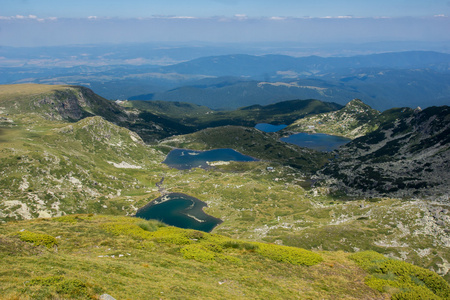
left=3, top=51, right=450, bottom=110
left=156, top=51, right=450, bottom=77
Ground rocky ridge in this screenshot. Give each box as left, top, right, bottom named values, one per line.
left=318, top=106, right=450, bottom=199
left=284, top=99, right=380, bottom=139
left=0, top=84, right=188, bottom=143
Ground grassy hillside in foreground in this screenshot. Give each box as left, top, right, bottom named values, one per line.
left=1, top=214, right=449, bottom=300
left=160, top=125, right=333, bottom=173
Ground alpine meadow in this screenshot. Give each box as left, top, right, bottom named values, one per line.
left=1, top=1, right=450, bottom=299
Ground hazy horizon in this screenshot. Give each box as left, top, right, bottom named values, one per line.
left=1, top=0, right=449, bottom=48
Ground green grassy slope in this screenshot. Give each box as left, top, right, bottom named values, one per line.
left=2, top=108, right=449, bottom=283
left=1, top=84, right=450, bottom=291
left=0, top=113, right=168, bottom=222
left=0, top=84, right=124, bottom=122
left=121, top=99, right=213, bottom=117
left=0, top=84, right=190, bottom=143
left=1, top=214, right=448, bottom=300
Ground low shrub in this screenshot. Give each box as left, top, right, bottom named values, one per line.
left=255, top=243, right=323, bottom=266
left=102, top=222, right=153, bottom=240
left=180, top=244, right=217, bottom=262
left=349, top=251, right=450, bottom=299
left=136, top=220, right=159, bottom=232
left=15, top=230, right=58, bottom=248
left=391, top=286, right=441, bottom=300
left=185, top=230, right=205, bottom=240
left=147, top=227, right=193, bottom=245
left=28, top=275, right=64, bottom=286
left=102, top=221, right=193, bottom=245
left=222, top=240, right=258, bottom=251
left=180, top=244, right=241, bottom=264
left=25, top=275, right=99, bottom=299
left=52, top=215, right=79, bottom=223
left=201, top=242, right=223, bottom=253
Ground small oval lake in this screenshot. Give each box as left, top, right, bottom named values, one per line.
left=135, top=193, right=222, bottom=232
left=163, top=148, right=258, bottom=170
left=255, top=123, right=287, bottom=133
left=281, top=133, right=351, bottom=152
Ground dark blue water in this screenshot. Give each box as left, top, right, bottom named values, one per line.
left=281, top=133, right=351, bottom=152
left=135, top=193, right=222, bottom=232
left=163, top=148, right=258, bottom=170
left=255, top=123, right=287, bottom=133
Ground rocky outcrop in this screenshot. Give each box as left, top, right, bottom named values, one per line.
left=318, top=106, right=450, bottom=199
left=0, top=84, right=189, bottom=143
left=285, top=99, right=380, bottom=139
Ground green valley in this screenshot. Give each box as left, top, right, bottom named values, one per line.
left=0, top=84, right=449, bottom=299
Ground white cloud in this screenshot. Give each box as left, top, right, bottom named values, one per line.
left=88, top=16, right=98, bottom=19
left=169, top=16, right=197, bottom=19
left=269, top=16, right=286, bottom=21
left=234, top=14, right=247, bottom=19
left=0, top=15, right=57, bottom=21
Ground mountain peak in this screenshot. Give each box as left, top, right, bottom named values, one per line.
left=345, top=99, right=372, bottom=110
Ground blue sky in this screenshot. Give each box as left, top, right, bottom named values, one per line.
left=2, top=0, right=450, bottom=18
left=1, top=0, right=449, bottom=47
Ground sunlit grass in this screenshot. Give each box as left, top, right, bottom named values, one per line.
left=0, top=215, right=387, bottom=299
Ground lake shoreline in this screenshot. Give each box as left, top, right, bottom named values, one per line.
left=163, top=148, right=259, bottom=170
left=134, top=192, right=223, bottom=232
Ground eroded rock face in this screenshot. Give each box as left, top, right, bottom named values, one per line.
left=0, top=84, right=190, bottom=143
left=319, top=106, right=450, bottom=199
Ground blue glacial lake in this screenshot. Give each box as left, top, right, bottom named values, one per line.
left=255, top=123, right=287, bottom=132
left=163, top=148, right=258, bottom=170
left=281, top=133, right=351, bottom=152
left=135, top=193, right=222, bottom=232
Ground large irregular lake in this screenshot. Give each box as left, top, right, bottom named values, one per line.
left=255, top=123, right=287, bottom=133
left=281, top=133, right=351, bottom=152
left=163, top=148, right=258, bottom=170
left=135, top=193, right=222, bottom=232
